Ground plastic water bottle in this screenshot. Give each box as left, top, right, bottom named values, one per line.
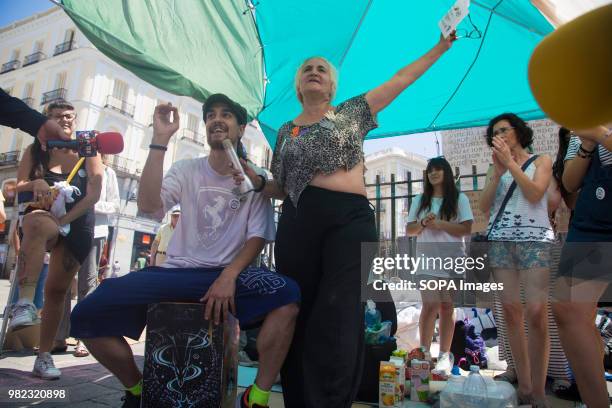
left=440, top=374, right=464, bottom=408
left=364, top=300, right=381, bottom=328
left=462, top=365, right=487, bottom=408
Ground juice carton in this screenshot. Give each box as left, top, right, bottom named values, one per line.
left=389, top=356, right=406, bottom=401
left=410, top=359, right=430, bottom=402
left=379, top=361, right=397, bottom=407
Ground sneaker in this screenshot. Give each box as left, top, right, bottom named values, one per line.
left=238, top=350, right=258, bottom=367
left=434, top=352, right=452, bottom=375
left=237, top=386, right=269, bottom=408
left=121, top=391, right=141, bottom=408
left=8, top=301, right=40, bottom=331
left=32, top=352, right=61, bottom=380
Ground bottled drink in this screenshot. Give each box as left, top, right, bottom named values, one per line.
left=462, top=365, right=487, bottom=408
left=364, top=300, right=381, bottom=328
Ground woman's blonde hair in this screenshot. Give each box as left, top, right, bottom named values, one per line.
left=294, top=56, right=338, bottom=104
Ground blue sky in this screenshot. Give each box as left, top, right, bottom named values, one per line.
left=0, top=0, right=438, bottom=157
left=0, top=0, right=54, bottom=28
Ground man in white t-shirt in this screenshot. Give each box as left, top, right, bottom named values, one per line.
left=71, top=94, right=300, bottom=408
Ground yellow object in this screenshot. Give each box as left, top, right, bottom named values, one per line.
left=379, top=361, right=397, bottom=407
left=66, top=157, right=85, bottom=184
left=528, top=4, right=612, bottom=130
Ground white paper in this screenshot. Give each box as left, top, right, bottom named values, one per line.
left=439, top=0, right=470, bottom=38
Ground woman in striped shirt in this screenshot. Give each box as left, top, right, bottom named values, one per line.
left=552, top=125, right=612, bottom=408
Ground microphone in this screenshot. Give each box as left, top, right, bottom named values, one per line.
left=222, top=138, right=254, bottom=195
left=47, top=131, right=124, bottom=157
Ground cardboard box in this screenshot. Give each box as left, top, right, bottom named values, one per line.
left=379, top=361, right=397, bottom=407
left=142, top=303, right=239, bottom=408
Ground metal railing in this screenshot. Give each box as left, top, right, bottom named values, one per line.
left=0, top=151, right=20, bottom=167
left=41, top=88, right=67, bottom=105
left=21, top=97, right=34, bottom=108
left=368, top=165, right=486, bottom=243
left=53, top=40, right=73, bottom=56
left=23, top=51, right=45, bottom=67
left=104, top=95, right=135, bottom=118
left=0, top=60, right=20, bottom=74
left=179, top=129, right=206, bottom=147
left=108, top=156, right=135, bottom=176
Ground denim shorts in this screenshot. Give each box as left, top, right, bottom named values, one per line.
left=488, top=241, right=551, bottom=270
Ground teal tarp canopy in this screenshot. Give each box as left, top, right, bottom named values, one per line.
left=61, top=0, right=553, bottom=147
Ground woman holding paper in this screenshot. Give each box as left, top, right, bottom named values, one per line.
left=237, top=31, right=456, bottom=407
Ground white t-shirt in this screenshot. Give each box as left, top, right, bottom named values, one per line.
left=155, top=157, right=275, bottom=268
left=406, top=193, right=473, bottom=277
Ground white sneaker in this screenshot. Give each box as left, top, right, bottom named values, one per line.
left=434, top=351, right=452, bottom=375
left=33, top=352, right=61, bottom=379
left=8, top=300, right=40, bottom=331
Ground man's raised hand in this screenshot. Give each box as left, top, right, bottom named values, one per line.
left=152, top=103, right=180, bottom=146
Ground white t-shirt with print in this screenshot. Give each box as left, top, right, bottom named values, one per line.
left=155, top=157, right=275, bottom=268
left=406, top=193, right=473, bottom=277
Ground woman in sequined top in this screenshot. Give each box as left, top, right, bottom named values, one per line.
left=240, top=33, right=455, bottom=408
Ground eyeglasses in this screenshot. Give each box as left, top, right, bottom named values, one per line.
left=492, top=127, right=514, bottom=137
left=50, top=113, right=76, bottom=121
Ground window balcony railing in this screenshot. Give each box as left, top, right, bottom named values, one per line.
left=23, top=51, right=46, bottom=67
left=53, top=40, right=74, bottom=56
left=41, top=88, right=67, bottom=105
left=0, top=60, right=21, bottom=74
left=108, top=156, right=135, bottom=176
left=180, top=129, right=206, bottom=147
left=22, top=97, right=34, bottom=107
left=0, top=151, right=20, bottom=167
left=104, top=95, right=135, bottom=118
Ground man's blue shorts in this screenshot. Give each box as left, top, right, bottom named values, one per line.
left=70, top=266, right=301, bottom=340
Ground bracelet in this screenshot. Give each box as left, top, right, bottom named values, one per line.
left=576, top=144, right=594, bottom=159
left=578, top=144, right=595, bottom=154
left=253, top=175, right=266, bottom=192
left=149, top=144, right=168, bottom=151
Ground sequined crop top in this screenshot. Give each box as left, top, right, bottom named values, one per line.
left=271, top=94, right=377, bottom=206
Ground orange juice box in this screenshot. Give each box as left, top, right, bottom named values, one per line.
left=379, top=361, right=397, bottom=407
left=410, top=359, right=430, bottom=402
left=389, top=356, right=406, bottom=401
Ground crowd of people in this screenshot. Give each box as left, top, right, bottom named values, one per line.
left=0, top=23, right=611, bottom=408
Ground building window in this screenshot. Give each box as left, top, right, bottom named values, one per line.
left=41, top=72, right=68, bottom=105
left=54, top=30, right=75, bottom=56
left=105, top=79, right=134, bottom=117
left=24, top=41, right=45, bottom=66
left=1, top=50, right=21, bottom=74
left=22, top=82, right=34, bottom=107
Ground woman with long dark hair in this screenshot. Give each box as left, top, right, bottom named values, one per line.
left=479, top=113, right=554, bottom=407
left=9, top=100, right=102, bottom=379
left=406, top=157, right=473, bottom=374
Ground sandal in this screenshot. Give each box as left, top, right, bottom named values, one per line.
left=517, top=391, right=532, bottom=406
left=73, top=341, right=90, bottom=357
left=494, top=368, right=518, bottom=384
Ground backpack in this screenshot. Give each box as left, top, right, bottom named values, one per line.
left=450, top=319, right=488, bottom=371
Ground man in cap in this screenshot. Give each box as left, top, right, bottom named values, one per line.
left=70, top=94, right=300, bottom=408
left=150, top=206, right=180, bottom=266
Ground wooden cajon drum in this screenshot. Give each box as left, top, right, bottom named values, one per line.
left=142, top=303, right=239, bottom=408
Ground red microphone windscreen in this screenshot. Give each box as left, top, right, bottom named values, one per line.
left=96, top=132, right=124, bottom=154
